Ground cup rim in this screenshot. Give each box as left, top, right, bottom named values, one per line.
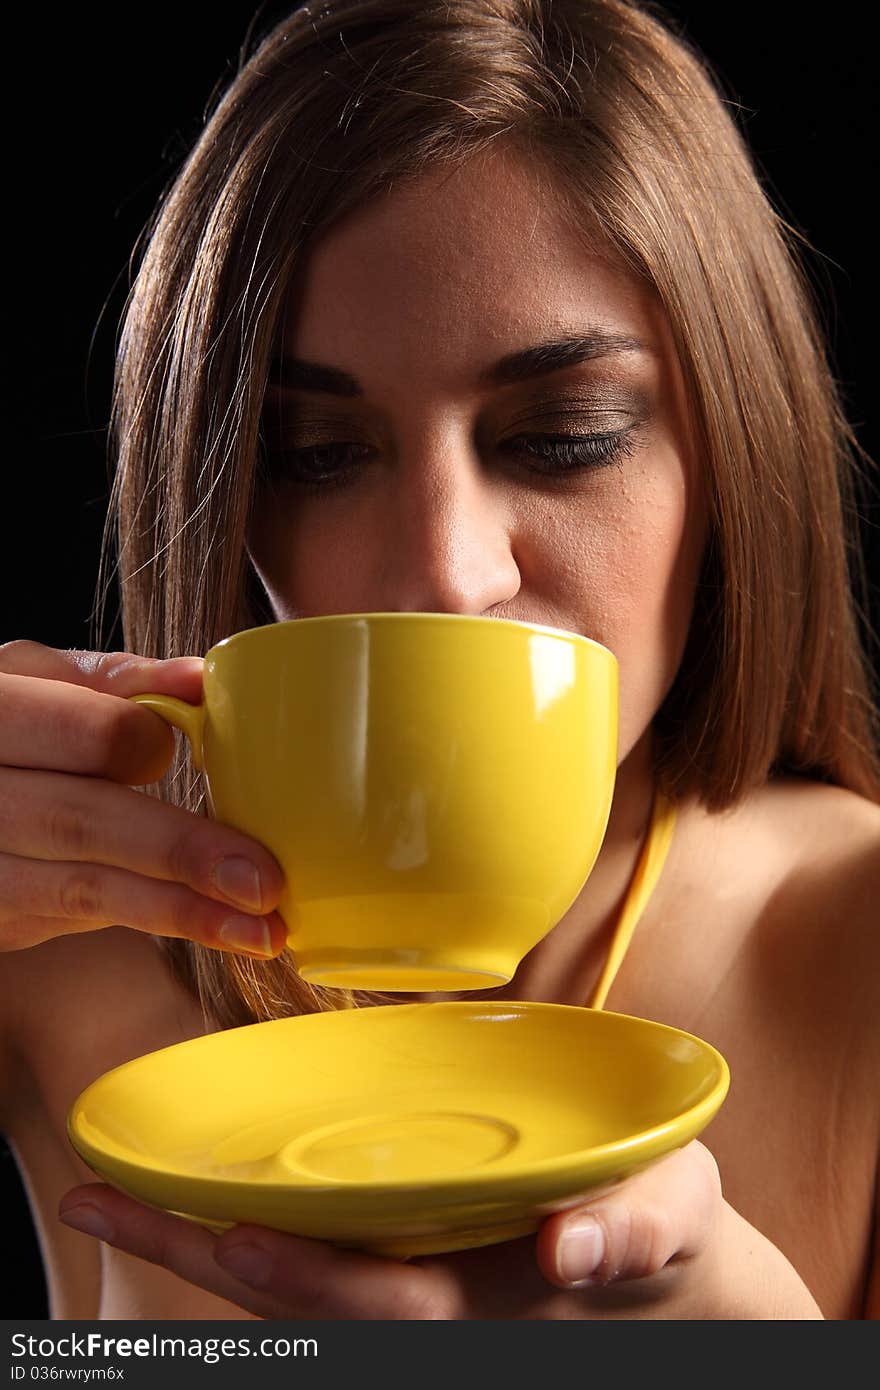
left=208, top=613, right=617, bottom=662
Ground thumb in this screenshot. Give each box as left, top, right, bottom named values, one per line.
left=535, top=1140, right=721, bottom=1289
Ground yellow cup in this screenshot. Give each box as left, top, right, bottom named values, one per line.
left=131, top=614, right=618, bottom=990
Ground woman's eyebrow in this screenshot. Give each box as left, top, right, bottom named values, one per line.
left=268, top=330, right=650, bottom=396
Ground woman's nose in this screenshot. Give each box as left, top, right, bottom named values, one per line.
left=377, top=444, right=522, bottom=617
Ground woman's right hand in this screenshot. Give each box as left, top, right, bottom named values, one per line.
left=0, top=641, right=286, bottom=958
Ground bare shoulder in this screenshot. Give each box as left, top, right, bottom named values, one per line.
left=760, top=777, right=880, bottom=925
left=665, top=780, right=878, bottom=1318
left=739, top=778, right=880, bottom=1059
left=670, top=776, right=880, bottom=1057
left=682, top=774, right=880, bottom=924
left=764, top=774, right=880, bottom=840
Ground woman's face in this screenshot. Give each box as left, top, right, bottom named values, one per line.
left=248, top=146, right=707, bottom=766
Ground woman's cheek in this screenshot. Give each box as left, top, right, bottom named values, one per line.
left=592, top=480, right=697, bottom=761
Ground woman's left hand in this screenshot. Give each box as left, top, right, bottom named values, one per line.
left=57, top=1140, right=819, bottom=1318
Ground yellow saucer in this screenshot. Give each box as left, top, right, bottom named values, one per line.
left=67, top=1002, right=729, bottom=1257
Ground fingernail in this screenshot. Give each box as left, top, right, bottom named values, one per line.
left=557, top=1214, right=605, bottom=1286
left=212, top=856, right=264, bottom=912
left=219, top=915, right=274, bottom=956
left=215, top=1242, right=273, bottom=1287
left=59, top=1203, right=115, bottom=1243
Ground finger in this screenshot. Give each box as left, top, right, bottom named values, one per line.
left=0, top=643, right=204, bottom=786
left=57, top=1184, right=280, bottom=1320
left=0, top=671, right=196, bottom=785
left=0, top=850, right=286, bottom=955
left=535, top=1141, right=722, bottom=1289
left=58, top=1184, right=458, bottom=1320
left=0, top=766, right=285, bottom=915
left=213, top=1229, right=459, bottom=1321
left=0, top=641, right=204, bottom=702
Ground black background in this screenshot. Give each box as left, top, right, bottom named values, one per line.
left=5, top=3, right=878, bottom=1319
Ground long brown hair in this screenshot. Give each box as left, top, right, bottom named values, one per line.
left=98, top=0, right=880, bottom=1030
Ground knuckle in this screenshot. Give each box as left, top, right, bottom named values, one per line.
left=602, top=1199, right=679, bottom=1282
left=91, top=651, right=133, bottom=680
left=640, top=1203, right=677, bottom=1278
left=45, top=800, right=94, bottom=860
left=84, top=651, right=149, bottom=684
left=57, top=866, right=106, bottom=921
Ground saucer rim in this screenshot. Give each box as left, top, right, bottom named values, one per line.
left=66, top=1002, right=730, bottom=1199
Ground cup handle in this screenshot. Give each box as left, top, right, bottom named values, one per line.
left=129, top=694, right=207, bottom=772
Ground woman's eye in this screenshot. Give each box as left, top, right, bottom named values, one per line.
left=260, top=431, right=637, bottom=494
left=259, top=441, right=371, bottom=492
left=505, top=431, right=638, bottom=475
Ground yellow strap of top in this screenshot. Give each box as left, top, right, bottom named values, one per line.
left=586, top=788, right=677, bottom=1012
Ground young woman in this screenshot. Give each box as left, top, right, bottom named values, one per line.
left=2, top=0, right=877, bottom=1320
